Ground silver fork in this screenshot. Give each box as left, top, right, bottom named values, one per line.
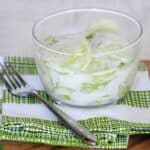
left=0, top=62, right=96, bottom=146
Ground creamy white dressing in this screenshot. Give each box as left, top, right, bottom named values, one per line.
left=37, top=57, right=137, bottom=106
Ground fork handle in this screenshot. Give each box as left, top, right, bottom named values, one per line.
left=30, top=91, right=96, bottom=146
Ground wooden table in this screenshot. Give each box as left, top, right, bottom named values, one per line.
left=1, top=135, right=150, bottom=150
left=0, top=60, right=150, bottom=150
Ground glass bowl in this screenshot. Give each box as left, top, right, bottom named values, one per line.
left=32, top=8, right=143, bottom=107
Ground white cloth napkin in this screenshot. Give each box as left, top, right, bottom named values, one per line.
left=1, top=71, right=150, bottom=123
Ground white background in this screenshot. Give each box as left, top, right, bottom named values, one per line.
left=0, top=0, right=149, bottom=58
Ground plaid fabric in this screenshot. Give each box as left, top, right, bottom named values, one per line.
left=0, top=116, right=128, bottom=149
left=2, top=56, right=150, bottom=108
left=2, top=90, right=47, bottom=104
left=4, top=57, right=37, bottom=74
left=2, top=90, right=150, bottom=108
left=0, top=56, right=149, bottom=149
left=118, top=91, right=150, bottom=108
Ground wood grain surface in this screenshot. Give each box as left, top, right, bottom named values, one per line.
left=0, top=60, right=150, bottom=150
left=0, top=135, right=150, bottom=150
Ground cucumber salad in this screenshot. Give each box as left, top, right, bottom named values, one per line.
left=36, top=20, right=138, bottom=106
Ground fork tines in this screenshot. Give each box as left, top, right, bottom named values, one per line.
left=0, top=62, right=26, bottom=91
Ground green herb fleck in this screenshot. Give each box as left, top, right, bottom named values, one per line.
left=63, top=95, right=71, bottom=100
left=85, top=33, right=94, bottom=40
left=102, top=94, right=109, bottom=98
left=95, top=100, right=101, bottom=104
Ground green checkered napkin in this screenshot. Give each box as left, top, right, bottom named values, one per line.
left=0, top=57, right=150, bottom=149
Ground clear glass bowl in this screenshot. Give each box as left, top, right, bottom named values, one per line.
left=32, top=8, right=143, bottom=107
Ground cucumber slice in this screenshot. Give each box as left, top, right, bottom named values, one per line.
left=81, top=82, right=100, bottom=93
left=86, top=20, right=119, bottom=40
left=62, top=55, right=79, bottom=67
left=99, top=43, right=123, bottom=52
left=118, top=83, right=130, bottom=97
left=92, top=70, right=115, bottom=81
left=44, top=35, right=58, bottom=45
left=52, top=86, right=74, bottom=101
left=81, top=80, right=110, bottom=93
left=84, top=58, right=101, bottom=73
left=88, top=20, right=119, bottom=33
left=62, top=41, right=92, bottom=71
left=97, top=42, right=129, bottom=66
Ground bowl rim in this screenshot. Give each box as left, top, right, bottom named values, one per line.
left=32, top=8, right=143, bottom=56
